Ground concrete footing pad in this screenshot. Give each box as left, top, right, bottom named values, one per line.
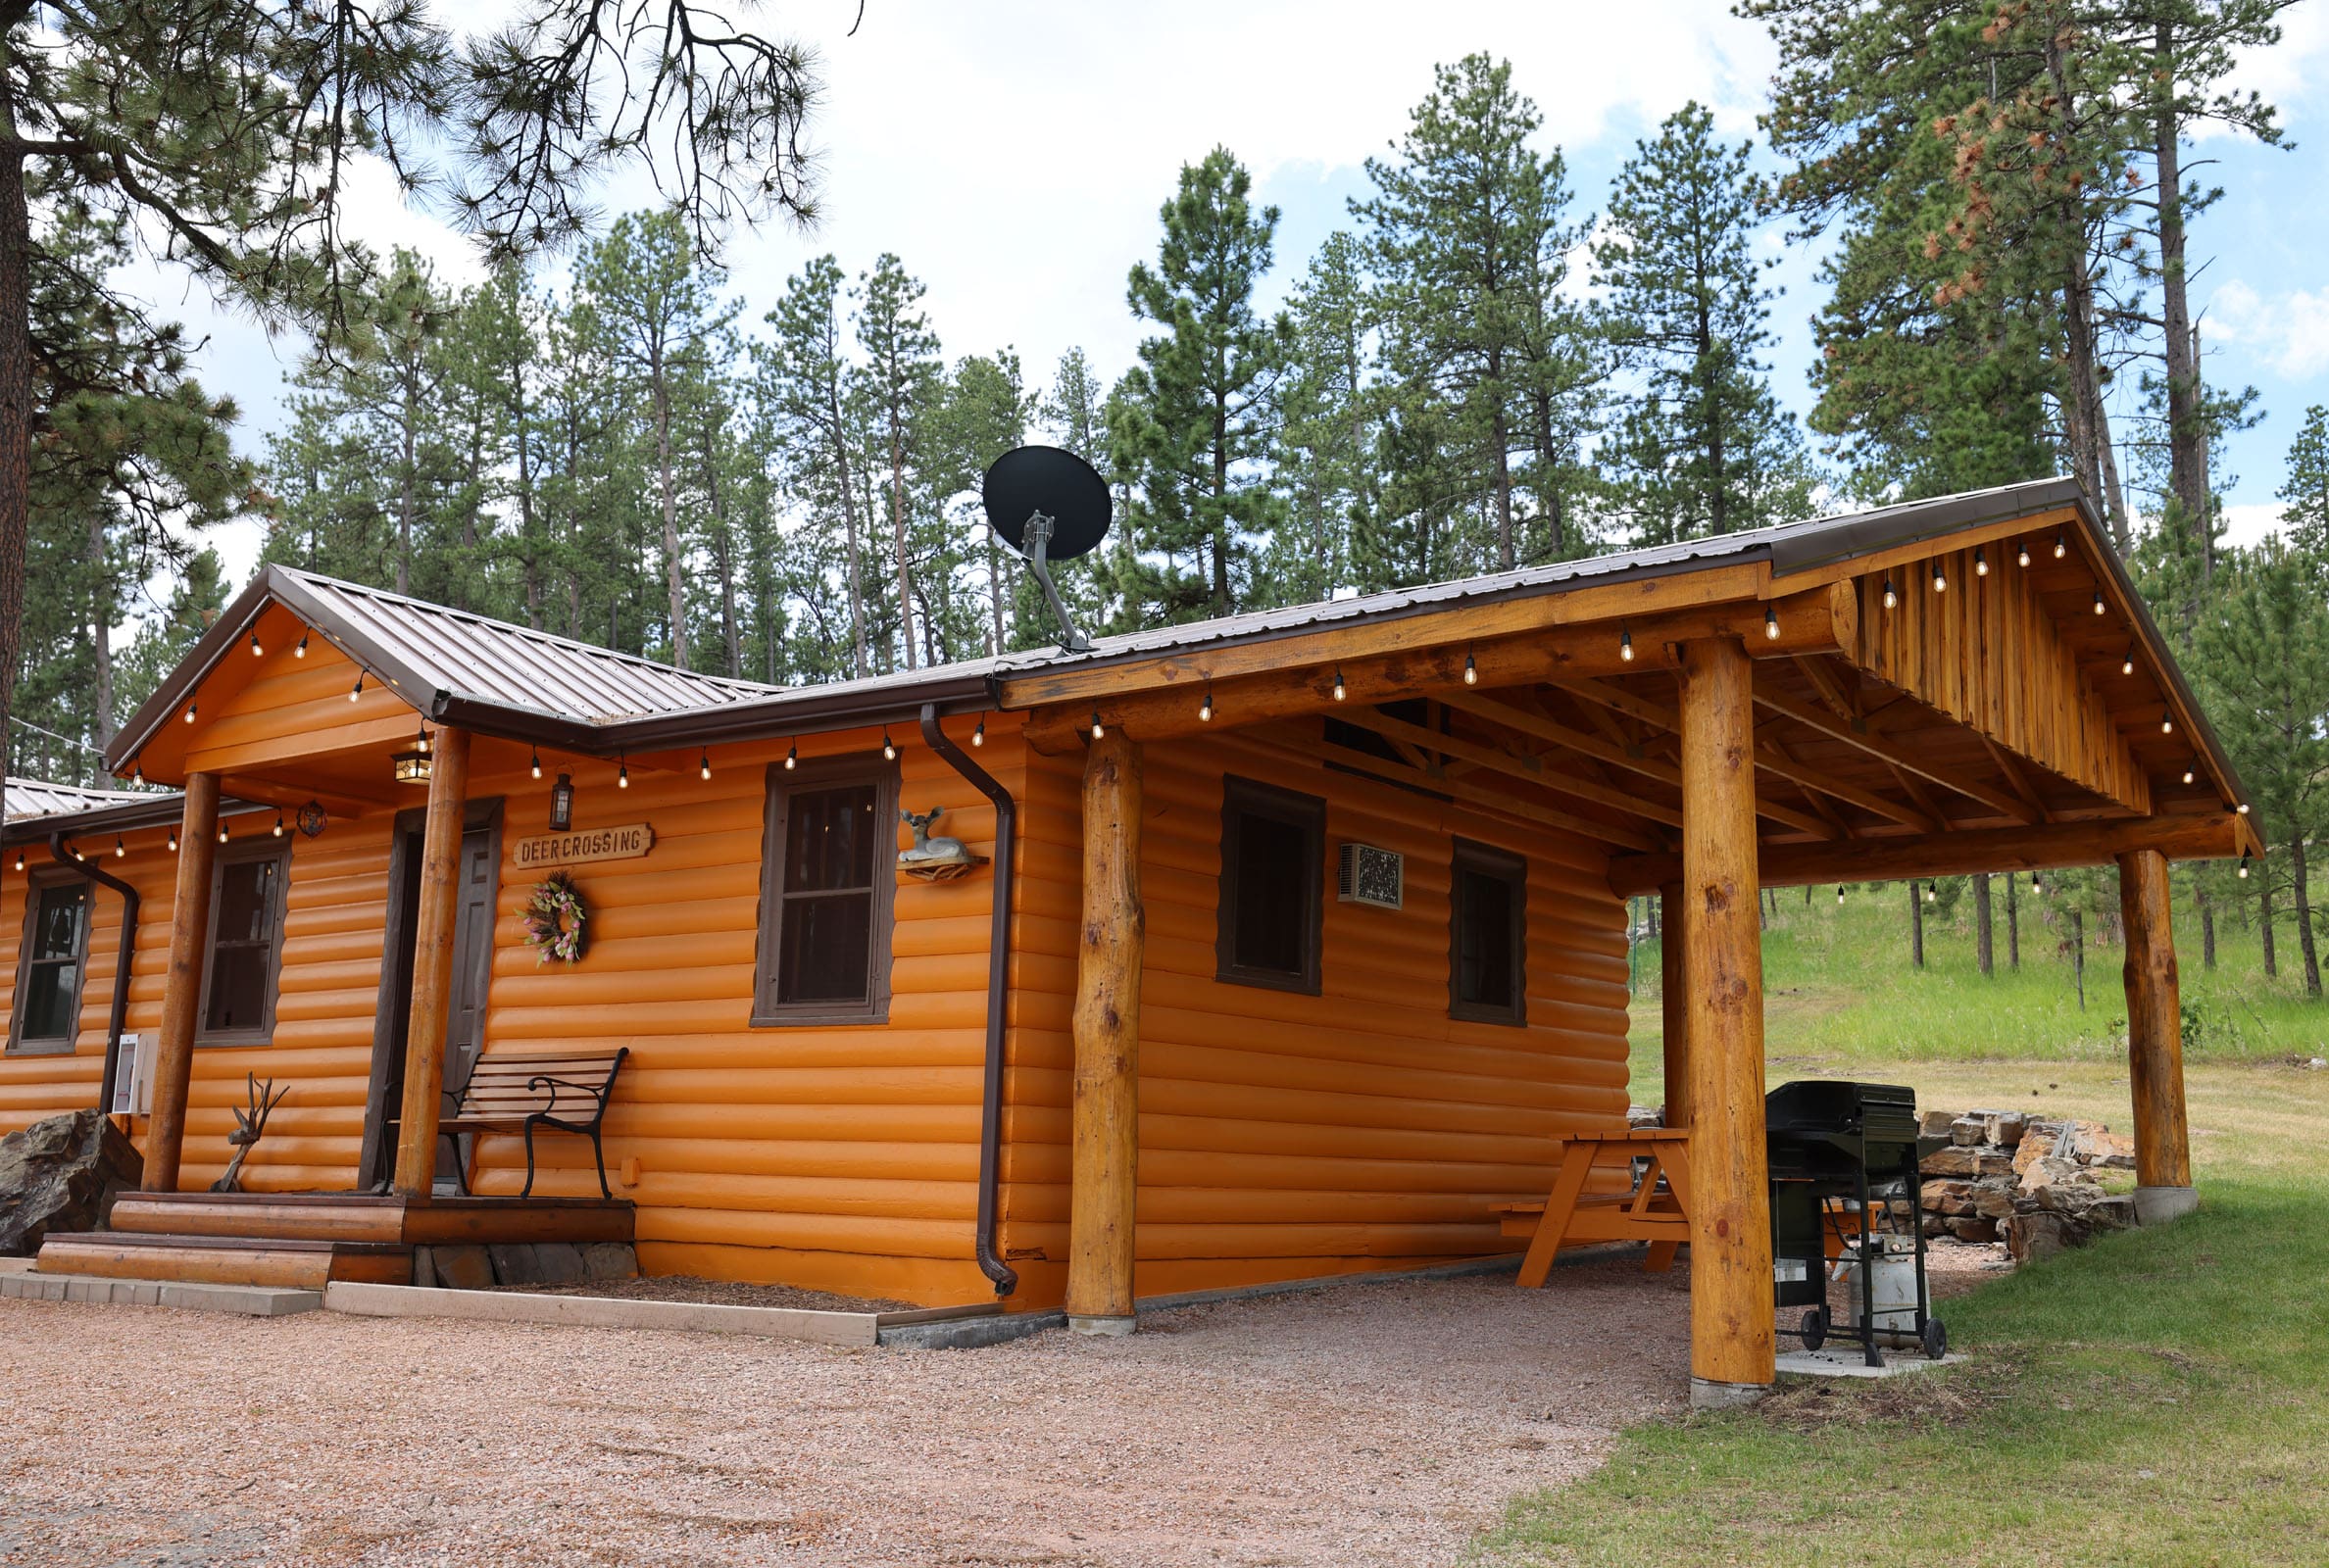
left=2, top=1271, right=321, bottom=1316
left=1068, top=1313, right=1137, bottom=1338
left=1689, top=1376, right=1770, bottom=1409
left=1776, top=1347, right=1966, bottom=1380
left=2135, top=1185, right=2199, bottom=1224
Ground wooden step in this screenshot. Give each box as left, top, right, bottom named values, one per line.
left=110, top=1192, right=634, bottom=1247
left=35, top=1232, right=412, bottom=1291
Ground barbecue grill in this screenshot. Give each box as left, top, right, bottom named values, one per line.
left=1766, top=1079, right=1949, bottom=1365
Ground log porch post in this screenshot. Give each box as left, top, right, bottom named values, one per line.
left=1067, top=729, right=1143, bottom=1334
left=143, top=771, right=221, bottom=1192
left=2118, top=848, right=2197, bottom=1222
left=391, top=726, right=472, bottom=1195
left=1659, top=882, right=1690, bottom=1129
left=1678, top=638, right=1774, bottom=1406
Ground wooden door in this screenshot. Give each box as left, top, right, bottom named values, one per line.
left=434, top=821, right=501, bottom=1188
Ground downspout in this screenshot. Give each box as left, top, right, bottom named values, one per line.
left=919, top=702, right=1019, bottom=1297
left=47, top=833, right=139, bottom=1116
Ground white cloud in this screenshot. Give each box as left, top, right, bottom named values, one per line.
left=2217, top=501, right=2287, bottom=549
left=2205, top=278, right=2329, bottom=380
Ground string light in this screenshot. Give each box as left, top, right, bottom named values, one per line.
left=1619, top=627, right=1635, bottom=662
left=249, top=628, right=263, bottom=657
left=2016, top=540, right=2032, bottom=567
left=2182, top=765, right=2195, bottom=785
left=130, top=760, right=143, bottom=786
left=1764, top=605, right=1780, bottom=640
left=971, top=715, right=988, bottom=748
left=1881, top=579, right=1899, bottom=611
left=1462, top=649, right=1478, bottom=685
left=295, top=631, right=309, bottom=659
left=618, top=755, right=629, bottom=788
left=2239, top=849, right=2252, bottom=880
left=2054, top=532, right=2067, bottom=559
left=530, top=747, right=542, bottom=781
left=350, top=671, right=365, bottom=702
left=69, top=841, right=83, bottom=861
left=784, top=742, right=799, bottom=771
left=273, top=812, right=285, bottom=839
left=2092, top=589, right=2106, bottom=615
left=883, top=729, right=899, bottom=760
left=114, top=835, right=125, bottom=859
left=217, top=822, right=228, bottom=844
left=167, top=830, right=177, bottom=854
left=2121, top=648, right=2135, bottom=676
left=1923, top=881, right=1936, bottom=904
left=698, top=750, right=712, bottom=781
left=1974, top=546, right=1989, bottom=576
left=2160, top=708, right=2174, bottom=736
left=1836, top=885, right=1845, bottom=905
left=2031, top=870, right=2043, bottom=891
left=11, top=849, right=22, bottom=871
left=1931, top=561, right=1947, bottom=593
left=2237, top=802, right=2251, bottom=815
left=1198, top=689, right=1213, bottom=724
left=183, top=702, right=197, bottom=724
left=1089, top=710, right=1105, bottom=740
left=415, top=725, right=430, bottom=756
left=1331, top=667, right=1347, bottom=702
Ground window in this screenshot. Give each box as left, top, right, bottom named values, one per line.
left=1216, top=775, right=1324, bottom=995
left=754, top=756, right=899, bottom=1025
left=1450, top=839, right=1527, bottom=1025
left=199, top=844, right=289, bottom=1044
left=10, top=874, right=90, bottom=1054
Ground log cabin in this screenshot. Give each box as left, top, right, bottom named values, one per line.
left=0, top=476, right=2259, bottom=1401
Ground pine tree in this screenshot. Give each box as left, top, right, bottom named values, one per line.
left=1266, top=231, right=1376, bottom=607
left=1597, top=103, right=1814, bottom=542
left=1113, top=146, right=1292, bottom=622
left=2279, top=406, right=2329, bottom=561
left=852, top=255, right=942, bottom=668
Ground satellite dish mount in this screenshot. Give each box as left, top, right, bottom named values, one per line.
left=981, top=445, right=1112, bottom=655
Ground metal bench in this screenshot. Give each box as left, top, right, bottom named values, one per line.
left=440, top=1049, right=628, bottom=1199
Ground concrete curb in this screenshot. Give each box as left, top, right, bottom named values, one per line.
left=878, top=1309, right=1065, bottom=1350
left=2, top=1271, right=322, bottom=1316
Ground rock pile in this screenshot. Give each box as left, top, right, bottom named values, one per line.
left=0, top=1109, right=143, bottom=1254
left=1917, top=1107, right=2140, bottom=1262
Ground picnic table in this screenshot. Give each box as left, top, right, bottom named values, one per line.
left=1494, top=1128, right=1692, bottom=1287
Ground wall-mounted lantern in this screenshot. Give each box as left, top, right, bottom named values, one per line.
left=549, top=772, right=576, bottom=831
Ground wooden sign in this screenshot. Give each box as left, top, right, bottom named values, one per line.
left=514, top=821, right=655, bottom=870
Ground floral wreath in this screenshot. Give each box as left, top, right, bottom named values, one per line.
left=522, top=870, right=588, bottom=965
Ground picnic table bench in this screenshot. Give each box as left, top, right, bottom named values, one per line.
left=1494, top=1128, right=1692, bottom=1287
left=440, top=1049, right=629, bottom=1199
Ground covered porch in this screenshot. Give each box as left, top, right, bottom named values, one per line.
left=1008, top=479, right=2260, bottom=1399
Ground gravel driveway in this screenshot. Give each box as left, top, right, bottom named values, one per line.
left=0, top=1257, right=1691, bottom=1567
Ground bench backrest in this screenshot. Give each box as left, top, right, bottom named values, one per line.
left=451, top=1050, right=628, bottom=1120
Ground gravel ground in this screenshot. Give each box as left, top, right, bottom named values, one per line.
left=486, top=1275, right=915, bottom=1313
left=0, top=1256, right=1693, bottom=1568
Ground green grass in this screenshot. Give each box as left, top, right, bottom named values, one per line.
left=1470, top=1044, right=2329, bottom=1564
left=1625, top=892, right=2328, bottom=1087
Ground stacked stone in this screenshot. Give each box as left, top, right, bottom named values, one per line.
left=1917, top=1107, right=2141, bottom=1261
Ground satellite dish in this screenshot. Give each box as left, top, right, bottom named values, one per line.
left=981, top=445, right=1111, bottom=651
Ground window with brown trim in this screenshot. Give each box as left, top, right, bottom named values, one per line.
left=1450, top=839, right=1527, bottom=1026
left=198, top=842, right=290, bottom=1045
left=10, top=872, right=90, bottom=1054
left=1216, top=774, right=1325, bottom=995
left=753, top=755, right=899, bottom=1026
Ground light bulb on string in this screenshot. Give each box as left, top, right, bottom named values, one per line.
left=530, top=748, right=542, bottom=781
left=784, top=743, right=799, bottom=771
left=295, top=631, right=309, bottom=659
left=1619, top=627, right=1635, bottom=662
left=350, top=671, right=365, bottom=702
left=114, top=835, right=125, bottom=859
left=1931, top=562, right=1947, bottom=593
left=1462, top=650, right=1478, bottom=685
left=618, top=755, right=629, bottom=789
left=1764, top=605, right=1779, bottom=640
left=2121, top=648, right=2135, bottom=676
left=2054, top=532, right=2067, bottom=559
left=883, top=729, right=899, bottom=760
left=1881, top=579, right=1898, bottom=611
left=2093, top=590, right=2106, bottom=615
left=699, top=751, right=712, bottom=781
left=1089, top=710, right=1105, bottom=740
left=971, top=715, right=987, bottom=748
left=1198, top=689, right=1213, bottom=724
left=1331, top=668, right=1347, bottom=702
left=1975, top=547, right=1989, bottom=577
left=249, top=628, right=263, bottom=657
left=2239, top=849, right=2252, bottom=880
left=2016, top=541, right=2031, bottom=567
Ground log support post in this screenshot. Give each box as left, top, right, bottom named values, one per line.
left=143, top=772, right=221, bottom=1192
left=1678, top=639, right=1774, bottom=1407
left=1659, top=883, right=1690, bottom=1130
left=391, top=726, right=473, bottom=1195
left=1067, top=730, right=1144, bottom=1334
left=2118, top=848, right=2197, bottom=1222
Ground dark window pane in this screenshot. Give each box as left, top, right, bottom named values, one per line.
left=778, top=892, right=873, bottom=1003
left=21, top=961, right=78, bottom=1041
left=1232, top=812, right=1310, bottom=975
left=217, top=861, right=274, bottom=944
left=205, top=945, right=270, bottom=1033
left=31, top=884, right=85, bottom=959
left=1456, top=867, right=1517, bottom=1010
left=785, top=785, right=878, bottom=894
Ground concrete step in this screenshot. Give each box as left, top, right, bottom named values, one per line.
left=1, top=1270, right=322, bottom=1315
left=35, top=1232, right=411, bottom=1290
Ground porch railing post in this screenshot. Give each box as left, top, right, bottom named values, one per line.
left=1678, top=637, right=1774, bottom=1406
left=2118, top=847, right=2196, bottom=1221
left=391, top=726, right=473, bottom=1195
left=143, top=771, right=221, bottom=1192
left=1067, top=728, right=1143, bottom=1334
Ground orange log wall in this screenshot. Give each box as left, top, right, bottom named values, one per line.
left=997, top=729, right=1634, bottom=1306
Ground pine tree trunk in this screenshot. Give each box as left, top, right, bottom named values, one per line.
left=889, top=395, right=917, bottom=670
left=1212, top=390, right=1232, bottom=614
left=1910, top=880, right=1924, bottom=968
left=2070, top=906, right=2085, bottom=1010
left=2155, top=24, right=2208, bottom=543
left=702, top=422, right=740, bottom=678
left=2291, top=831, right=2322, bottom=999
left=1975, top=871, right=1994, bottom=976
left=655, top=371, right=687, bottom=667
left=2007, top=873, right=2020, bottom=968
left=2262, top=879, right=2277, bottom=977
left=398, top=405, right=416, bottom=596
left=513, top=359, right=541, bottom=630
left=86, top=510, right=114, bottom=752
left=1489, top=347, right=1513, bottom=569
left=2201, top=888, right=2216, bottom=971
left=987, top=532, right=1005, bottom=656
left=824, top=377, right=869, bottom=678
left=0, top=111, right=27, bottom=787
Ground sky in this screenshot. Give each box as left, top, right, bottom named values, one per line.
left=132, top=0, right=2329, bottom=589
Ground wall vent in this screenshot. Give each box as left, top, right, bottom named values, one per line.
left=1337, top=843, right=1404, bottom=909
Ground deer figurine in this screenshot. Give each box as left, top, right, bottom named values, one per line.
left=209, top=1073, right=291, bottom=1194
